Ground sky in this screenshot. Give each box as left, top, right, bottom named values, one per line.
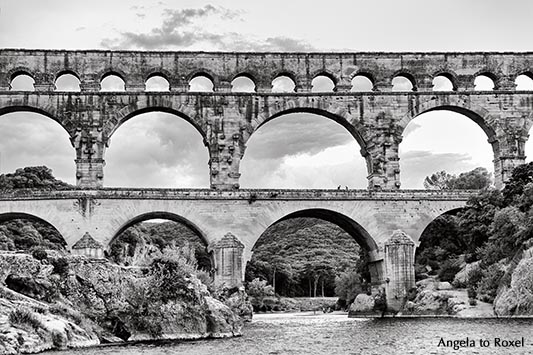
left=1, top=0, right=533, bottom=189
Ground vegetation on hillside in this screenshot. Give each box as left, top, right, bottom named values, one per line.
left=417, top=164, right=533, bottom=304
left=0, top=166, right=72, bottom=190
left=245, top=218, right=363, bottom=299
left=108, top=221, right=212, bottom=270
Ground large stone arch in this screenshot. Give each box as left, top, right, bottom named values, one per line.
left=109, top=210, right=210, bottom=248
left=104, top=104, right=208, bottom=144
left=399, top=98, right=499, bottom=144
left=0, top=211, right=70, bottom=249
left=0, top=104, right=73, bottom=134
left=248, top=101, right=371, bottom=170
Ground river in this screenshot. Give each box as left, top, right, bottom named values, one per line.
left=47, top=312, right=533, bottom=355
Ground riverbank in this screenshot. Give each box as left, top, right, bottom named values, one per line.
left=0, top=251, right=247, bottom=354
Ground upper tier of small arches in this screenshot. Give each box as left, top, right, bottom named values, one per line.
left=2, top=50, right=533, bottom=93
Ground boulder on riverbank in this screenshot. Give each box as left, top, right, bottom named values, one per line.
left=494, top=255, right=533, bottom=316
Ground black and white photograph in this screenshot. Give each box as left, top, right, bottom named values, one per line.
left=0, top=0, right=532, bottom=354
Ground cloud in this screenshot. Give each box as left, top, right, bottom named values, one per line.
left=101, top=5, right=314, bottom=51
left=75, top=26, right=86, bottom=32
left=400, top=150, right=482, bottom=189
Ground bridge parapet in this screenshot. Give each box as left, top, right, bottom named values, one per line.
left=0, top=188, right=477, bottom=201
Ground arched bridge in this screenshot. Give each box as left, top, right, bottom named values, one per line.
left=1, top=49, right=532, bottom=311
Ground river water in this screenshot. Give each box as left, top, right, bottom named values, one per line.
left=48, top=313, right=533, bottom=355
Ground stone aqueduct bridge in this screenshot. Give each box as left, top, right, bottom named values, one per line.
left=1, top=49, right=533, bottom=310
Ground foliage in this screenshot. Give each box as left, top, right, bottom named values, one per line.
left=334, top=270, right=362, bottom=305
left=108, top=221, right=211, bottom=270
left=0, top=166, right=72, bottom=190
left=31, top=247, right=48, bottom=260
left=246, top=278, right=275, bottom=299
left=418, top=163, right=533, bottom=304
left=124, top=246, right=202, bottom=338
left=0, top=218, right=67, bottom=251
left=245, top=218, right=361, bottom=297
left=423, top=167, right=492, bottom=190
left=437, top=260, right=462, bottom=282
left=8, top=308, right=44, bottom=330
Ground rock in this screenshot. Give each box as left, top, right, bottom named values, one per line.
left=219, top=287, right=253, bottom=322
left=5, top=274, right=56, bottom=302
left=437, top=282, right=453, bottom=290
left=205, top=296, right=243, bottom=337
left=348, top=293, right=380, bottom=317
left=494, top=256, right=533, bottom=316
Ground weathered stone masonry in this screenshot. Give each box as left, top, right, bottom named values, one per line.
left=1, top=50, right=533, bottom=189
left=1, top=49, right=533, bottom=311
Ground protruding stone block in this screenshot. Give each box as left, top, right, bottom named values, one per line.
left=384, top=230, right=415, bottom=312
left=210, top=232, right=245, bottom=288
left=72, top=232, right=104, bottom=258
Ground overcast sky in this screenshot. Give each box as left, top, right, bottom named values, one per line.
left=1, top=0, right=533, bottom=189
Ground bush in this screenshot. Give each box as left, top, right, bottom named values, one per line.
left=438, top=260, right=461, bottom=282
left=334, top=270, right=362, bottom=305
left=469, top=298, right=477, bottom=306
left=477, top=264, right=504, bottom=303
left=31, top=247, right=48, bottom=261
left=8, top=308, right=44, bottom=330
left=51, top=257, right=69, bottom=275
left=246, top=278, right=275, bottom=299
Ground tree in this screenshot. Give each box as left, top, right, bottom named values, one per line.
left=334, top=270, right=362, bottom=306
left=423, top=171, right=454, bottom=190
left=0, top=166, right=72, bottom=190
left=423, top=167, right=492, bottom=190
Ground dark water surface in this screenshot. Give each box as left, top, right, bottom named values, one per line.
left=48, top=313, right=533, bottom=355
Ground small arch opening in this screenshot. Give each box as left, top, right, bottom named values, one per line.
left=311, top=75, right=335, bottom=93
left=392, top=75, right=414, bottom=91
left=271, top=76, right=296, bottom=93
left=515, top=74, right=533, bottom=91
left=55, top=73, right=81, bottom=92
left=10, top=74, right=35, bottom=91
left=474, top=74, right=495, bottom=91
left=145, top=75, right=170, bottom=91
left=189, top=75, right=214, bottom=92
left=350, top=75, right=373, bottom=92
left=231, top=75, right=256, bottom=92
left=101, top=73, right=126, bottom=91
left=432, top=75, right=454, bottom=91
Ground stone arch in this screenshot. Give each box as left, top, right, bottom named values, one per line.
left=398, top=101, right=498, bottom=142
left=0, top=211, right=69, bottom=249
left=54, top=69, right=81, bottom=82
left=431, top=70, right=458, bottom=91
left=405, top=203, right=468, bottom=247
left=473, top=70, right=499, bottom=89
left=414, top=206, right=466, bottom=248
left=0, top=104, right=74, bottom=136
left=7, top=67, right=35, bottom=82
left=350, top=71, right=376, bottom=90
left=311, top=70, right=338, bottom=85
left=186, top=70, right=218, bottom=87
left=105, top=104, right=208, bottom=145
left=271, top=70, right=299, bottom=89
left=391, top=70, right=417, bottom=90
left=231, top=72, right=257, bottom=92
left=109, top=211, right=210, bottom=248
left=249, top=104, right=370, bottom=171
left=144, top=68, right=173, bottom=83
left=98, top=69, right=128, bottom=85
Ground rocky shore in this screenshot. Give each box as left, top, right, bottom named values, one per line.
left=0, top=252, right=251, bottom=354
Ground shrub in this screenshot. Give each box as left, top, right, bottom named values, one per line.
left=477, top=264, right=504, bottom=303
left=31, top=247, right=48, bottom=261
left=438, top=260, right=461, bottom=282
left=246, top=278, right=275, bottom=299
left=334, top=270, right=362, bottom=305
left=51, top=257, right=69, bottom=275
left=8, top=308, right=44, bottom=330
left=469, top=298, right=477, bottom=306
